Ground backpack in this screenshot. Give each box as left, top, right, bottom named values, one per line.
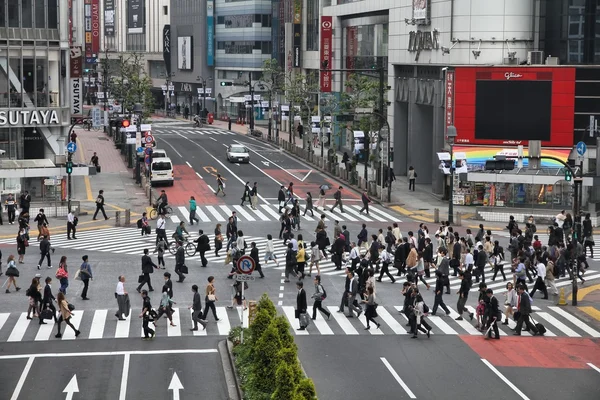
left=137, top=219, right=143, bottom=229
left=334, top=191, right=341, bottom=200
left=385, top=232, right=394, bottom=244
left=531, top=224, right=537, bottom=233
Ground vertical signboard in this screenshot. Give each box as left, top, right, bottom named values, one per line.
left=320, top=16, right=332, bottom=93
left=104, top=0, right=115, bottom=37
left=68, top=0, right=73, bottom=45
left=128, top=0, right=145, bottom=34
left=207, top=1, right=214, bottom=66
left=84, top=0, right=92, bottom=60
left=163, top=25, right=171, bottom=77
left=70, top=47, right=83, bottom=116
left=445, top=69, right=455, bottom=137
left=293, top=0, right=301, bottom=68
left=413, top=0, right=429, bottom=21
left=346, top=26, right=357, bottom=81
left=91, top=0, right=100, bottom=57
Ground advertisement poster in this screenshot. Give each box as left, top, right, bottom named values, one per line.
left=104, top=0, right=115, bottom=36
left=91, top=0, right=100, bottom=56
left=128, top=0, right=145, bottom=34
left=207, top=1, right=214, bottom=66
left=413, top=0, right=428, bottom=20
left=178, top=37, right=193, bottom=70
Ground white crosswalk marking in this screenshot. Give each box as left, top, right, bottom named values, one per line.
left=88, top=309, right=107, bottom=339
left=206, top=206, right=227, bottom=221
left=356, top=311, right=383, bottom=334
left=327, top=306, right=359, bottom=335
left=170, top=215, right=181, bottom=224
left=344, top=206, right=373, bottom=221
left=219, top=205, right=235, bottom=220
left=260, top=204, right=283, bottom=219
left=115, top=312, right=132, bottom=338
left=168, top=309, right=182, bottom=337
left=311, top=314, right=334, bottom=334
left=249, top=207, right=270, bottom=221
left=216, top=307, right=231, bottom=335
left=534, top=312, right=577, bottom=337
left=195, top=208, right=211, bottom=222
left=427, top=315, right=458, bottom=335
left=0, top=313, right=9, bottom=332
left=8, top=313, right=30, bottom=342
left=178, top=207, right=190, bottom=223
left=549, top=306, right=600, bottom=337
left=445, top=306, right=483, bottom=335
left=233, top=205, right=256, bottom=222
left=377, top=307, right=408, bottom=335
left=282, top=306, right=308, bottom=335
left=35, top=319, right=55, bottom=341
left=349, top=205, right=387, bottom=222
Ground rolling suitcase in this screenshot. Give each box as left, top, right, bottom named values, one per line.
left=531, top=316, right=546, bottom=336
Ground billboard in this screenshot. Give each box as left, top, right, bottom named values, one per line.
left=84, top=0, right=92, bottom=59
left=453, top=67, right=575, bottom=147
left=128, top=0, right=145, bottom=34
left=293, top=0, right=301, bottom=68
left=413, top=0, right=428, bottom=20
left=178, top=37, right=193, bottom=70
left=207, top=1, right=214, bottom=66
left=320, top=16, right=332, bottom=93
left=445, top=69, right=454, bottom=137
left=163, top=25, right=171, bottom=77
left=70, top=46, right=83, bottom=78
left=104, top=0, right=115, bottom=37
left=91, top=0, right=100, bottom=56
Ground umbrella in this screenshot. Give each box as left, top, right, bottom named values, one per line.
left=320, top=184, right=330, bottom=190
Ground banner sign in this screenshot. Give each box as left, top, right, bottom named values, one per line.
left=128, top=0, right=145, bottom=34
left=445, top=70, right=455, bottom=137
left=163, top=25, right=171, bottom=77
left=68, top=0, right=73, bottom=44
left=71, top=79, right=82, bottom=116
left=91, top=0, right=100, bottom=56
left=84, top=0, right=92, bottom=58
left=320, top=16, right=333, bottom=92
left=293, top=24, right=301, bottom=68
left=104, top=0, right=115, bottom=37
left=207, top=1, right=214, bottom=66
left=178, top=37, right=193, bottom=70
left=70, top=46, right=83, bottom=78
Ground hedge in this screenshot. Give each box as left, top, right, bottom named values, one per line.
left=229, top=293, right=317, bottom=400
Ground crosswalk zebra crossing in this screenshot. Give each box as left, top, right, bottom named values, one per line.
left=153, top=128, right=236, bottom=136
left=0, top=303, right=596, bottom=342
left=167, top=203, right=400, bottom=225
left=493, top=232, right=600, bottom=261
left=0, top=227, right=596, bottom=295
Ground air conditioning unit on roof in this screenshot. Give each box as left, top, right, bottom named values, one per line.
left=527, top=51, right=544, bottom=65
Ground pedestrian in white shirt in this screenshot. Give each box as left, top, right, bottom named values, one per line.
left=263, top=234, right=279, bottom=266
left=349, top=242, right=360, bottom=270
left=555, top=210, right=566, bottom=228
left=530, top=262, right=548, bottom=299
left=67, top=211, right=77, bottom=240
left=115, top=275, right=130, bottom=321
left=463, top=252, right=474, bottom=272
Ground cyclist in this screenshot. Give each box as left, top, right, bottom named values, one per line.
left=156, top=190, right=168, bottom=216
left=173, top=221, right=189, bottom=243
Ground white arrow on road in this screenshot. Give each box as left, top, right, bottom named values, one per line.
left=168, top=372, right=184, bottom=400
left=261, top=161, right=270, bottom=167
left=63, top=374, right=79, bottom=400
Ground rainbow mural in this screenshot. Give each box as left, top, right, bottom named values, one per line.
left=453, top=146, right=572, bottom=170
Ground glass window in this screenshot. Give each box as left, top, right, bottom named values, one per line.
left=254, top=14, right=261, bottom=23
left=306, top=0, right=319, bottom=51
left=262, top=14, right=271, bottom=28
left=22, top=0, right=33, bottom=28
left=8, top=1, right=18, bottom=27
left=47, top=0, right=57, bottom=29
left=224, top=15, right=253, bottom=29
left=163, top=5, right=168, bottom=15
left=35, top=0, right=45, bottom=29
left=217, top=16, right=224, bottom=24
left=0, top=0, right=5, bottom=28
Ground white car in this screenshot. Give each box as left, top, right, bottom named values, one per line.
left=226, top=144, right=250, bottom=163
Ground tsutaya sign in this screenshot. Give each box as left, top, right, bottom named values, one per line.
left=0, top=110, right=61, bottom=127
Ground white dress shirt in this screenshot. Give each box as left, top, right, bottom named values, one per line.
left=116, top=281, right=125, bottom=295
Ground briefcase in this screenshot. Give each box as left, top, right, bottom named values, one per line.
left=138, top=274, right=145, bottom=283
left=96, top=165, right=101, bottom=173
left=145, top=226, right=152, bottom=234
left=41, top=309, right=54, bottom=320
left=180, top=264, right=189, bottom=274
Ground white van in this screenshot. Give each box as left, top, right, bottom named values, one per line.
left=150, top=157, right=174, bottom=186
left=151, top=148, right=168, bottom=159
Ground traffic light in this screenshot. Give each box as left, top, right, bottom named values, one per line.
left=66, top=161, right=73, bottom=174
left=121, top=119, right=131, bottom=128
left=565, top=170, right=572, bottom=181
left=220, top=81, right=233, bottom=86
left=485, top=160, right=515, bottom=171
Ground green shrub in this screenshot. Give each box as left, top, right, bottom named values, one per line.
left=250, top=324, right=283, bottom=394
left=228, top=326, right=246, bottom=347
left=296, top=378, right=317, bottom=400
left=257, top=293, right=277, bottom=318
left=271, top=363, right=296, bottom=400
left=271, top=315, right=296, bottom=350
left=249, top=308, right=274, bottom=346
left=277, top=348, right=302, bottom=385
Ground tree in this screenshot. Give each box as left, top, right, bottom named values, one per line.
left=271, top=315, right=296, bottom=350
left=104, top=53, right=155, bottom=118
left=276, top=347, right=302, bottom=385
left=249, top=308, right=274, bottom=350
left=271, top=363, right=296, bottom=400
left=251, top=324, right=283, bottom=394
left=296, top=378, right=317, bottom=400
left=256, top=293, right=277, bottom=318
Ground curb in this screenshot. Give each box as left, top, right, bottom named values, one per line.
left=219, top=339, right=243, bottom=400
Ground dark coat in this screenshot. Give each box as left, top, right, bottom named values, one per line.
left=278, top=189, right=286, bottom=202
left=296, top=289, right=307, bottom=313
left=519, top=292, right=533, bottom=315
left=40, top=238, right=51, bottom=254
left=141, top=255, right=157, bottom=274
left=195, top=234, right=210, bottom=251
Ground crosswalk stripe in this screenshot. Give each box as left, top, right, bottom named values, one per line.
left=249, top=207, right=270, bottom=221
left=216, top=307, right=231, bottom=335
left=367, top=205, right=401, bottom=221
left=0, top=313, right=9, bottom=332
left=377, top=307, right=408, bottom=335
left=233, top=205, right=256, bottom=222
left=311, top=314, right=334, bottom=334
left=178, top=207, right=190, bottom=223
left=534, top=312, right=577, bottom=337
left=62, top=310, right=83, bottom=340
left=35, top=319, right=55, bottom=341
left=8, top=313, right=30, bottom=342
left=445, top=306, right=482, bottom=335
left=195, top=208, right=211, bottom=222
left=115, top=311, right=132, bottom=338
left=549, top=306, right=600, bottom=337
left=219, top=205, right=235, bottom=220
left=282, top=306, right=308, bottom=335
left=327, top=306, right=359, bottom=335
left=355, top=310, right=383, bottom=334
left=349, top=205, right=387, bottom=222
left=344, top=206, right=373, bottom=221
left=88, top=309, right=107, bottom=339
left=206, top=206, right=227, bottom=221
left=170, top=215, right=181, bottom=224
left=427, top=315, right=459, bottom=335
left=168, top=309, right=182, bottom=337
left=260, top=204, right=282, bottom=220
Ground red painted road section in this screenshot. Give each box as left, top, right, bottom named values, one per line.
left=462, top=336, right=600, bottom=369
left=162, top=165, right=223, bottom=206
left=264, top=169, right=361, bottom=201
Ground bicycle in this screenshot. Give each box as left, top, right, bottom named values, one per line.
left=82, top=120, right=101, bottom=132
left=168, top=235, right=196, bottom=256
left=149, top=204, right=173, bottom=220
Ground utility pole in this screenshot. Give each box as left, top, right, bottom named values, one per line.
left=249, top=73, right=254, bottom=131
left=102, top=49, right=109, bottom=134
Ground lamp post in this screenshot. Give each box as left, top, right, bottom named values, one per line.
left=133, top=102, right=144, bottom=184
left=447, top=125, right=458, bottom=224
left=252, top=81, right=274, bottom=140
left=196, top=76, right=212, bottom=119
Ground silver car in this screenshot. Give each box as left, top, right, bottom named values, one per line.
left=226, top=144, right=250, bottom=163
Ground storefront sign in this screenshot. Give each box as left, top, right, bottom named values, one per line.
left=0, top=110, right=61, bottom=126
left=207, top=1, right=214, bottom=66
left=91, top=0, right=100, bottom=55
left=162, top=25, right=171, bottom=77
left=128, top=0, right=145, bottom=34
left=104, top=0, right=115, bottom=37
left=70, top=46, right=83, bottom=78
left=320, top=16, right=333, bottom=93
left=346, top=27, right=357, bottom=78
left=408, top=30, right=439, bottom=52
left=413, top=0, right=428, bottom=21
left=504, top=72, right=523, bottom=80
left=84, top=0, right=92, bottom=58
left=71, top=78, right=82, bottom=115
left=293, top=24, right=301, bottom=68
left=445, top=70, right=455, bottom=137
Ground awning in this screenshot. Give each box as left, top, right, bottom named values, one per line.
left=453, top=145, right=572, bottom=170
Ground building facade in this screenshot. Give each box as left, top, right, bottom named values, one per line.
left=0, top=0, right=72, bottom=195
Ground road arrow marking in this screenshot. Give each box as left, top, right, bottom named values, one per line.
left=63, top=374, right=79, bottom=400
left=261, top=161, right=270, bottom=167
left=168, top=372, right=184, bottom=400
left=300, top=169, right=312, bottom=181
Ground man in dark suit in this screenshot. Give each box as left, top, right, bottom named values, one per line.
left=137, top=249, right=158, bottom=293
left=37, top=235, right=52, bottom=270
left=250, top=242, right=264, bottom=278
left=296, top=281, right=308, bottom=330
left=194, top=230, right=211, bottom=267
left=338, top=268, right=352, bottom=313
left=346, top=271, right=362, bottom=318
left=514, top=285, right=539, bottom=335
left=277, top=185, right=286, bottom=213
left=485, top=289, right=500, bottom=339
left=190, top=284, right=207, bottom=331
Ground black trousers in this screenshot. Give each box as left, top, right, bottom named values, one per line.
left=67, top=222, right=76, bottom=238
left=156, top=229, right=168, bottom=245
left=312, top=300, right=330, bottom=319
left=157, top=256, right=165, bottom=267
left=56, top=315, right=77, bottom=335
left=515, top=313, right=538, bottom=334
left=432, top=293, right=450, bottom=314
left=530, top=276, right=548, bottom=299
left=199, top=250, right=208, bottom=267
left=474, top=266, right=486, bottom=283
left=487, top=317, right=500, bottom=338
left=93, top=205, right=108, bottom=219
left=175, top=265, right=185, bottom=282
left=359, top=202, right=369, bottom=214
left=202, top=300, right=218, bottom=320
left=137, top=273, right=153, bottom=291
left=409, top=179, right=415, bottom=191
left=378, top=262, right=396, bottom=282
left=492, top=263, right=506, bottom=281
left=38, top=251, right=51, bottom=267
left=81, top=278, right=90, bottom=298
left=142, top=316, right=155, bottom=338
left=255, top=263, right=265, bottom=278
left=7, top=207, right=15, bottom=223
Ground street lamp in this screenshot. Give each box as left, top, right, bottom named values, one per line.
left=253, top=82, right=274, bottom=141
left=196, top=76, right=213, bottom=119
left=133, top=102, right=144, bottom=184
left=447, top=125, right=458, bottom=225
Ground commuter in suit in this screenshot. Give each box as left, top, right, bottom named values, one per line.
left=277, top=186, right=286, bottom=213
left=194, top=230, right=211, bottom=267
left=338, top=268, right=352, bottom=313
left=40, top=276, right=58, bottom=324
left=296, top=280, right=308, bottom=330
left=485, top=289, right=501, bottom=339
left=190, top=284, right=207, bottom=331
left=137, top=249, right=159, bottom=293
left=514, top=285, right=540, bottom=335
left=346, top=271, right=362, bottom=318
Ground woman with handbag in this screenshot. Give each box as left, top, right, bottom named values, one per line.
left=26, top=277, right=42, bottom=320
left=201, top=276, right=220, bottom=322
left=16, top=229, right=27, bottom=264
left=502, top=282, right=517, bottom=325
left=56, top=256, right=69, bottom=295
left=155, top=286, right=177, bottom=326
left=361, top=286, right=380, bottom=330
left=54, top=291, right=80, bottom=338
left=41, top=276, right=58, bottom=324
left=4, top=254, right=21, bottom=293
left=214, top=223, right=223, bottom=257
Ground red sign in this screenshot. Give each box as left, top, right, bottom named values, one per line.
left=70, top=46, right=83, bottom=78
left=320, top=17, right=333, bottom=93
left=453, top=66, right=575, bottom=147
left=445, top=70, right=455, bottom=138
left=91, top=0, right=100, bottom=56
left=68, top=0, right=73, bottom=45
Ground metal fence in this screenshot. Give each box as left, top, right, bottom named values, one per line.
left=28, top=201, right=81, bottom=218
